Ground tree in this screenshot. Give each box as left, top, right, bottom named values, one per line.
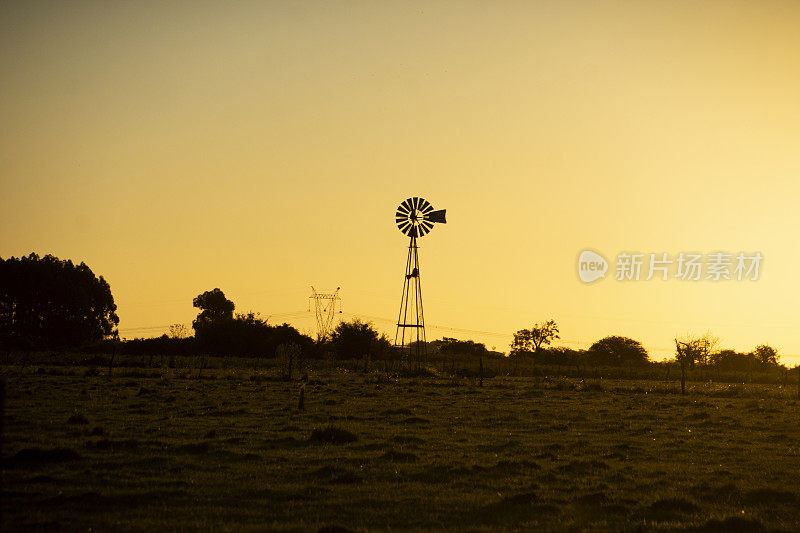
left=588, top=336, right=649, bottom=367
left=674, top=332, right=717, bottom=394
left=510, top=320, right=560, bottom=357
left=192, top=288, right=235, bottom=352
left=752, top=344, right=779, bottom=366
left=192, top=288, right=235, bottom=332
left=433, top=337, right=488, bottom=358
left=330, top=319, right=388, bottom=361
left=709, top=348, right=754, bottom=371
left=169, top=323, right=188, bottom=339
left=0, top=253, right=119, bottom=349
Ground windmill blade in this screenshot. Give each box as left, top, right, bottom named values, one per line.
left=409, top=225, right=418, bottom=238
left=396, top=215, right=410, bottom=223
left=420, top=199, right=433, bottom=214
left=412, top=197, right=420, bottom=211
left=422, top=221, right=434, bottom=233
left=402, top=198, right=414, bottom=212
left=419, top=224, right=430, bottom=236
left=396, top=203, right=410, bottom=215
left=398, top=221, right=411, bottom=233
left=427, top=209, right=447, bottom=224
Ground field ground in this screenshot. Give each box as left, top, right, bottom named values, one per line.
left=2, top=366, right=800, bottom=531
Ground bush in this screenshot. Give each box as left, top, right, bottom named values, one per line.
left=309, top=426, right=357, bottom=444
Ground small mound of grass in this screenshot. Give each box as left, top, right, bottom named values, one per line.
left=84, top=438, right=140, bottom=451
left=556, top=460, right=610, bottom=474
left=7, top=447, right=81, bottom=467
left=401, top=416, right=430, bottom=424
left=742, top=488, right=796, bottom=505
left=492, top=459, right=541, bottom=472
left=67, top=414, right=89, bottom=425
left=174, top=442, right=211, bottom=454
left=692, top=516, right=765, bottom=532
left=260, top=436, right=305, bottom=449
left=390, top=435, right=425, bottom=445
left=501, top=492, right=539, bottom=505
left=309, top=466, right=363, bottom=484
left=648, top=497, right=700, bottom=514
left=381, top=408, right=412, bottom=416
left=309, top=426, right=358, bottom=444
left=317, top=526, right=354, bottom=533
left=575, top=491, right=609, bottom=505
left=380, top=449, right=418, bottom=462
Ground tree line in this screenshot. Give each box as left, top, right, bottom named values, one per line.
left=0, top=254, right=793, bottom=375
left=509, top=319, right=787, bottom=373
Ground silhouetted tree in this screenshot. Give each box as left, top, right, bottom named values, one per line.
left=433, top=337, right=488, bottom=358
left=330, top=319, right=389, bottom=361
left=752, top=344, right=779, bottom=366
left=674, top=333, right=717, bottom=394
left=510, top=320, right=560, bottom=358
left=192, top=288, right=234, bottom=331
left=0, top=253, right=118, bottom=349
left=168, top=323, right=188, bottom=339
left=192, top=288, right=235, bottom=353
left=588, top=336, right=649, bottom=367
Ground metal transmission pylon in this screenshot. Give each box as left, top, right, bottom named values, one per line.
left=394, top=197, right=447, bottom=369
left=308, top=286, right=341, bottom=342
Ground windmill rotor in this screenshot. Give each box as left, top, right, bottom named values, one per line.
left=395, top=197, right=446, bottom=238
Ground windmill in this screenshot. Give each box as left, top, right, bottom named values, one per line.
left=394, top=197, right=446, bottom=368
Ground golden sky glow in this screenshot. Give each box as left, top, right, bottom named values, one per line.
left=2, top=1, right=800, bottom=362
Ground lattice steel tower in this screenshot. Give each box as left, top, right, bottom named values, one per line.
left=394, top=197, right=446, bottom=368
left=308, top=286, right=341, bottom=342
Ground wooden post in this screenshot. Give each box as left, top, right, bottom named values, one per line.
left=680, top=359, right=686, bottom=395
left=0, top=377, right=5, bottom=484
left=108, top=343, right=116, bottom=377
left=675, top=340, right=686, bottom=395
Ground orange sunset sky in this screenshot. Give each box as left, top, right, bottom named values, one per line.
left=2, top=1, right=800, bottom=363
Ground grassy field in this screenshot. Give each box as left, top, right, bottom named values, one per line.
left=2, top=366, right=800, bottom=531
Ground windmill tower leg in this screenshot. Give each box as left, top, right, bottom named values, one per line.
left=395, top=235, right=427, bottom=371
